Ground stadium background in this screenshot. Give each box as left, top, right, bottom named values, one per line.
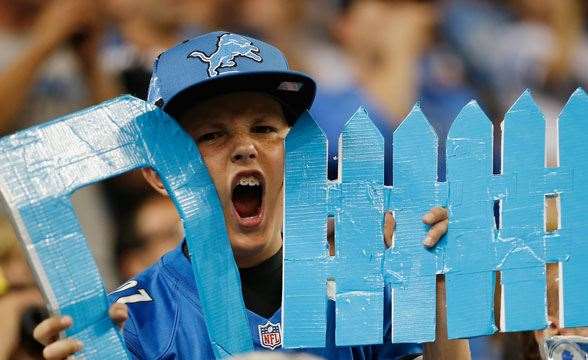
left=0, top=0, right=586, bottom=358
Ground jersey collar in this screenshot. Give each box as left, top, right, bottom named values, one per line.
left=162, top=240, right=283, bottom=322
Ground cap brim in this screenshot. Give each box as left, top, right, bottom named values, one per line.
left=163, top=70, right=316, bottom=125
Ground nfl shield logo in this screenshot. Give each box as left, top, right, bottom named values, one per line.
left=258, top=321, right=282, bottom=350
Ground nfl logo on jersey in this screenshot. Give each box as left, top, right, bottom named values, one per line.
left=258, top=321, right=282, bottom=350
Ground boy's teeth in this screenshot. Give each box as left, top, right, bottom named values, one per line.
left=239, top=176, right=260, bottom=186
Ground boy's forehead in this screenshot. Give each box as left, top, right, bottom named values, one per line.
left=177, top=92, right=286, bottom=125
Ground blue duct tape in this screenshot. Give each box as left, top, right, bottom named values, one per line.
left=0, top=96, right=253, bottom=359
left=283, top=89, right=588, bottom=347
left=2, top=88, right=588, bottom=351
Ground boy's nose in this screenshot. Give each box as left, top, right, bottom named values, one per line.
left=231, top=142, right=258, bottom=163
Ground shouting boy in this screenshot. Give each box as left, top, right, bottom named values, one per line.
left=33, top=32, right=468, bottom=359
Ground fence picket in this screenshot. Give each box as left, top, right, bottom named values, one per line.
left=335, top=107, right=385, bottom=346
left=445, top=101, right=496, bottom=338
left=557, top=88, right=588, bottom=328
left=283, top=111, right=329, bottom=348
left=384, top=105, right=440, bottom=343
left=499, top=90, right=547, bottom=331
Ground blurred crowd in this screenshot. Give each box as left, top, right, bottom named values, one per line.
left=0, top=0, right=586, bottom=359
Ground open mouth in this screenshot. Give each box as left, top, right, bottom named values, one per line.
left=231, top=172, right=264, bottom=228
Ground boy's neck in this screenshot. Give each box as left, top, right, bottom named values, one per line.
left=239, top=246, right=283, bottom=318
left=181, top=241, right=283, bottom=318
left=182, top=233, right=283, bottom=269
left=236, top=236, right=282, bottom=269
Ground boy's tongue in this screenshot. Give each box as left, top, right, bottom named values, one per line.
left=233, top=187, right=261, bottom=218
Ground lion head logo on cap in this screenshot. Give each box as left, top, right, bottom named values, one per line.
left=188, top=33, right=263, bottom=77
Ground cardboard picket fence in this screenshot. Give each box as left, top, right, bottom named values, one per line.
left=283, top=89, right=588, bottom=348
left=1, top=89, right=587, bottom=359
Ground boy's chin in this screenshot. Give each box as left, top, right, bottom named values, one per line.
left=230, top=234, right=267, bottom=253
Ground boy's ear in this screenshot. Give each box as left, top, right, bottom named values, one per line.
left=141, top=168, right=168, bottom=196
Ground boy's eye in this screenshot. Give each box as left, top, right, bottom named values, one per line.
left=251, top=125, right=277, bottom=134
left=197, top=131, right=223, bottom=143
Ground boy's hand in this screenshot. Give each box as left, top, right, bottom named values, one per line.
left=421, top=207, right=449, bottom=248
left=384, top=207, right=448, bottom=248
left=33, top=303, right=128, bottom=360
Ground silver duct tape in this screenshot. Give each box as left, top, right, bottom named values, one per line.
left=544, top=336, right=588, bottom=360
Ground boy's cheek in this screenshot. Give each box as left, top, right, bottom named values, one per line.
left=198, top=152, right=228, bottom=191
left=204, top=167, right=231, bottom=205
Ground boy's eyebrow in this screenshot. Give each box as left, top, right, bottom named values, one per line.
left=251, top=114, right=271, bottom=122
left=181, top=119, right=224, bottom=134
left=250, top=106, right=286, bottom=119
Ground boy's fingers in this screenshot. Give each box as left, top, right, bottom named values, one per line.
left=383, top=212, right=395, bottom=248
left=423, top=219, right=448, bottom=248
left=43, top=338, right=83, bottom=360
left=109, top=303, right=128, bottom=328
left=34, top=316, right=72, bottom=345
left=422, top=207, right=448, bottom=225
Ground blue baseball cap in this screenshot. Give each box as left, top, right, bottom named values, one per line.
left=147, top=31, right=316, bottom=123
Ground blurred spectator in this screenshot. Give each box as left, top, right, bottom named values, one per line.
left=0, top=0, right=122, bottom=288
left=310, top=0, right=475, bottom=182
left=0, top=217, right=45, bottom=360
left=0, top=0, right=120, bottom=133
left=233, top=0, right=313, bottom=71
left=0, top=1, right=584, bottom=358
left=102, top=0, right=191, bottom=100
left=442, top=0, right=587, bottom=169
left=443, top=0, right=587, bottom=113
left=116, top=193, right=182, bottom=280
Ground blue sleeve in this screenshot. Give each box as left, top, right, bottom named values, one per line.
left=123, top=322, right=146, bottom=360
left=371, top=342, right=423, bottom=360
left=108, top=284, right=146, bottom=359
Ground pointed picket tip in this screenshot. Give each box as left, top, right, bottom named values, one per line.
left=560, top=87, right=588, bottom=123
left=392, top=103, right=438, bottom=181
left=571, top=87, right=588, bottom=98
left=344, top=106, right=370, bottom=126
left=446, top=100, right=493, bottom=180
left=341, top=106, right=383, bottom=141
left=338, top=106, right=384, bottom=183
left=504, top=89, right=544, bottom=122
left=394, top=103, right=436, bottom=141
left=510, top=88, right=535, bottom=107
left=286, top=111, right=326, bottom=148
left=559, top=88, right=588, bottom=169
left=410, top=101, right=423, bottom=113
left=502, top=89, right=546, bottom=170
left=448, top=100, right=492, bottom=139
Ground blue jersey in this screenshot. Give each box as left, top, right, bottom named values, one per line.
left=108, top=243, right=422, bottom=359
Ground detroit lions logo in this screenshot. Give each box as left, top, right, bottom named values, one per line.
left=188, top=33, right=263, bottom=77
